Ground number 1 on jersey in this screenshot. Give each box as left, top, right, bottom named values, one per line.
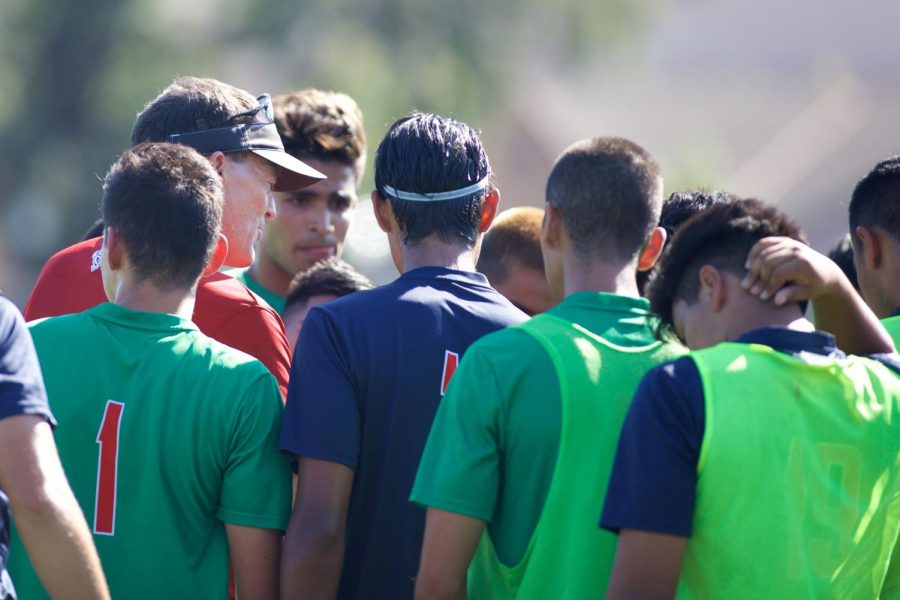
left=95, top=400, right=125, bottom=536
left=441, top=351, right=459, bottom=396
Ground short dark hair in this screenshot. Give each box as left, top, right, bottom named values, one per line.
left=274, top=90, right=367, bottom=180
left=637, top=189, right=734, bottom=294
left=82, top=217, right=105, bottom=241
left=374, top=113, right=492, bottom=247
left=102, top=143, right=223, bottom=290
left=131, top=76, right=257, bottom=145
left=545, top=137, right=663, bottom=263
left=477, top=207, right=544, bottom=283
left=849, top=156, right=900, bottom=241
left=647, top=198, right=807, bottom=330
left=283, top=258, right=374, bottom=317
left=827, top=233, right=859, bottom=291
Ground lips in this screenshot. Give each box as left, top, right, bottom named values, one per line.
left=299, top=245, right=335, bottom=261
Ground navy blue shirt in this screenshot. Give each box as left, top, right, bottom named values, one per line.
left=0, top=296, right=55, bottom=599
left=280, top=267, right=527, bottom=599
left=600, top=327, right=900, bottom=537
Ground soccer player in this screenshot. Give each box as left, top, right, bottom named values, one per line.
left=281, top=257, right=373, bottom=354
left=233, top=89, right=366, bottom=313
left=848, top=156, right=900, bottom=343
left=8, top=143, right=292, bottom=599
left=411, top=137, right=685, bottom=599
left=0, top=297, right=109, bottom=600
left=477, top=206, right=557, bottom=315
left=601, top=199, right=899, bottom=599
left=827, top=233, right=859, bottom=292
left=23, top=76, right=326, bottom=399
left=279, top=112, right=527, bottom=599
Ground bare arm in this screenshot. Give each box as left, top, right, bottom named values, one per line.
left=415, top=508, right=485, bottom=600
left=280, top=457, right=354, bottom=600
left=225, top=522, right=282, bottom=600
left=0, top=414, right=109, bottom=599
left=742, top=236, right=894, bottom=355
left=605, top=530, right=687, bottom=600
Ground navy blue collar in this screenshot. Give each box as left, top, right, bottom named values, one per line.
left=736, top=327, right=843, bottom=360
left=890, top=307, right=900, bottom=318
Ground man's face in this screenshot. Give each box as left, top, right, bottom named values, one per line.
left=220, top=153, right=278, bottom=268
left=493, top=263, right=557, bottom=316
left=261, top=159, right=357, bottom=278
left=284, top=293, right=339, bottom=354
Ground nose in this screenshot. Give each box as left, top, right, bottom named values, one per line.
left=265, top=190, right=276, bottom=220
left=308, top=206, right=335, bottom=233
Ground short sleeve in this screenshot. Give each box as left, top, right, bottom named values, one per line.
left=280, top=307, right=361, bottom=470
left=409, top=342, right=503, bottom=522
left=0, top=297, right=55, bottom=425
left=217, top=371, right=292, bottom=530
left=600, top=356, right=705, bottom=537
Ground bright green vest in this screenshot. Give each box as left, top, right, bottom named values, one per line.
left=882, top=315, right=900, bottom=350
left=681, top=343, right=900, bottom=599
left=468, top=313, right=684, bottom=599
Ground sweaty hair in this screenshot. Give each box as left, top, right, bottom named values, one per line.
left=102, top=143, right=224, bottom=289
left=283, top=258, right=374, bottom=318
left=374, top=112, right=492, bottom=247
left=849, top=156, right=900, bottom=241
left=274, top=90, right=367, bottom=181
left=827, top=233, right=859, bottom=292
left=477, top=207, right=545, bottom=284
left=637, top=189, right=734, bottom=294
left=545, top=137, right=663, bottom=263
left=647, top=198, right=807, bottom=330
left=131, top=76, right=257, bottom=145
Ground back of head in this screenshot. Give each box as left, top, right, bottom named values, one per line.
left=273, top=89, right=367, bottom=180
left=102, top=143, right=224, bottom=289
left=849, top=156, right=900, bottom=241
left=374, top=112, right=492, bottom=247
left=283, top=257, right=374, bottom=317
left=545, top=137, right=663, bottom=263
left=477, top=206, right=545, bottom=283
left=647, top=198, right=807, bottom=329
left=131, top=76, right=257, bottom=144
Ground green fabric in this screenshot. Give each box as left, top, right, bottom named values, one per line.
left=682, top=343, right=900, bottom=599
left=229, top=267, right=285, bottom=314
left=882, top=315, right=900, bottom=349
left=9, top=303, right=292, bottom=599
left=411, top=292, right=685, bottom=598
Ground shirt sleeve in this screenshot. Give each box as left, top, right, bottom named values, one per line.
left=0, top=297, right=55, bottom=426
left=217, top=370, right=292, bottom=530
left=599, top=356, right=704, bottom=537
left=409, top=342, right=503, bottom=522
left=280, top=307, right=361, bottom=470
left=209, top=306, right=292, bottom=401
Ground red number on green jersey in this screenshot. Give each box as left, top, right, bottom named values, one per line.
left=441, top=351, right=459, bottom=396
left=94, top=400, right=125, bottom=536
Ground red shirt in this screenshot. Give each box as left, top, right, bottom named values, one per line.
left=24, top=237, right=291, bottom=400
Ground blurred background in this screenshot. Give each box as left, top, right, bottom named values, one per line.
left=2, top=0, right=899, bottom=307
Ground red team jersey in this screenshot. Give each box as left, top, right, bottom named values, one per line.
left=24, top=237, right=292, bottom=399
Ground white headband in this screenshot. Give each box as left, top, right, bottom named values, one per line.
left=381, top=175, right=491, bottom=202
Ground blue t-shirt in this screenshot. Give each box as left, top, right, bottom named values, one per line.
left=280, top=266, right=527, bottom=599
left=600, top=327, right=900, bottom=536
left=0, top=296, right=55, bottom=599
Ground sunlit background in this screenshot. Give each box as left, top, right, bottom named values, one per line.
left=2, top=0, right=899, bottom=306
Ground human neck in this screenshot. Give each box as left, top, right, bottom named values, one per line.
left=562, top=256, right=640, bottom=299
left=113, top=279, right=197, bottom=320
left=400, top=237, right=476, bottom=273
left=248, top=253, right=292, bottom=298
left=727, top=301, right=811, bottom=341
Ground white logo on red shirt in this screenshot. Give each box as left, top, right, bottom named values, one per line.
left=91, top=250, right=102, bottom=272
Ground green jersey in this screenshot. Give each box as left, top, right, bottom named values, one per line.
left=682, top=342, right=900, bottom=598
left=230, top=268, right=285, bottom=314
left=9, top=303, right=291, bottom=598
left=411, top=293, right=686, bottom=598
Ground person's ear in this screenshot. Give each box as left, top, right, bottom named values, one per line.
left=478, top=188, right=500, bottom=233
left=699, top=265, right=727, bottom=312
left=104, top=226, right=125, bottom=271
left=203, top=234, right=229, bottom=277
left=206, top=151, right=227, bottom=176
left=637, top=227, right=668, bottom=272
left=541, top=202, right=564, bottom=250
left=854, top=225, right=882, bottom=269
left=372, top=190, right=394, bottom=234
